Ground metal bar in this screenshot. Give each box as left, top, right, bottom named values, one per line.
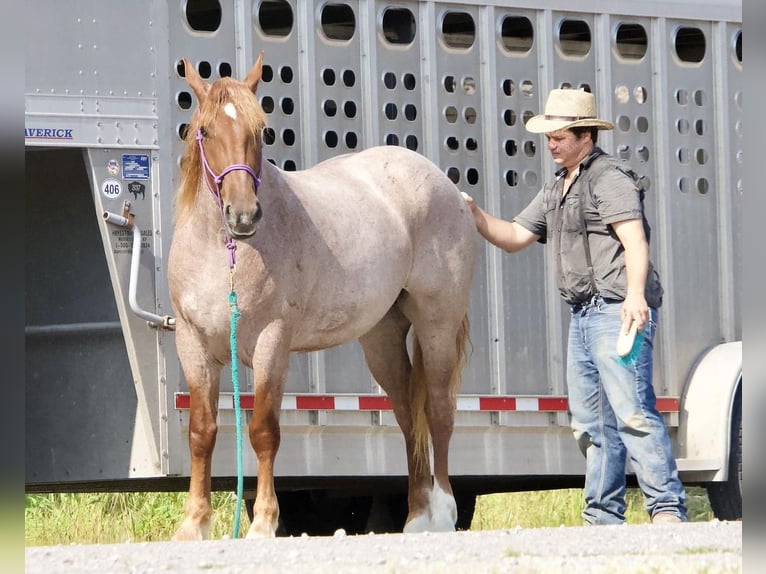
left=25, top=112, right=158, bottom=121
left=101, top=209, right=175, bottom=329
left=25, top=321, right=123, bottom=337
left=25, top=142, right=160, bottom=150
left=128, top=223, right=174, bottom=328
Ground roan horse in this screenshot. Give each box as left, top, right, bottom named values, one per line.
left=168, top=52, right=477, bottom=540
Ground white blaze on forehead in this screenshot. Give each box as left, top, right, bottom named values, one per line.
left=223, top=102, right=237, bottom=120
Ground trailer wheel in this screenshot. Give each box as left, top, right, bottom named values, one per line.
left=705, top=385, right=742, bottom=521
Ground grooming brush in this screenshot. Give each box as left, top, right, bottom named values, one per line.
left=616, top=319, right=644, bottom=366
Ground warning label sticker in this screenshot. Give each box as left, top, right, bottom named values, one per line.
left=111, top=228, right=153, bottom=254
left=122, top=154, right=151, bottom=180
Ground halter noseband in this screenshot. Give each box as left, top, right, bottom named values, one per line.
left=196, top=127, right=262, bottom=268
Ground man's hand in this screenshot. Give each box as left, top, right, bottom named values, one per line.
left=461, top=191, right=484, bottom=230
left=459, top=191, right=539, bottom=253
left=461, top=191, right=476, bottom=212
left=621, top=293, right=650, bottom=332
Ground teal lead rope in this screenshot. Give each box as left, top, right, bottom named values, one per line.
left=229, top=289, right=244, bottom=538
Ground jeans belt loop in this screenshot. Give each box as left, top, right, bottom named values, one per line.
left=593, top=294, right=603, bottom=310
left=573, top=295, right=593, bottom=314
left=574, top=294, right=600, bottom=313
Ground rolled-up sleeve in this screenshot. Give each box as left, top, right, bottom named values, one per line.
left=513, top=188, right=548, bottom=243
left=593, top=166, right=644, bottom=225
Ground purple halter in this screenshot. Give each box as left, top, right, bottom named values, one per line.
left=196, top=128, right=262, bottom=268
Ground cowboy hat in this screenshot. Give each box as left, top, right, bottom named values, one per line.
left=525, top=88, right=614, bottom=133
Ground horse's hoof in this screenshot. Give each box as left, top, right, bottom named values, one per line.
left=172, top=519, right=209, bottom=541
left=402, top=513, right=431, bottom=533
left=430, top=513, right=457, bottom=532
left=429, top=486, right=457, bottom=531
left=245, top=520, right=277, bottom=538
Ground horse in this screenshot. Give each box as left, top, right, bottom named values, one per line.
left=168, top=52, right=478, bottom=540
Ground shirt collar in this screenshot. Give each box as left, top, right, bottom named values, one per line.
left=581, top=147, right=605, bottom=169
left=555, top=147, right=605, bottom=180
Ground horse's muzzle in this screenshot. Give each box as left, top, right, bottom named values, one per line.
left=225, top=202, right=262, bottom=238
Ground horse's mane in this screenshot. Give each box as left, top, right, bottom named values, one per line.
left=175, top=78, right=268, bottom=222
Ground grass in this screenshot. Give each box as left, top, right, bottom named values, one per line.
left=469, top=486, right=714, bottom=530
left=24, top=491, right=244, bottom=546
left=25, top=487, right=714, bottom=546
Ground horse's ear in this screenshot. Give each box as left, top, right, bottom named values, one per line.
left=182, top=58, right=210, bottom=104
left=243, top=51, right=265, bottom=94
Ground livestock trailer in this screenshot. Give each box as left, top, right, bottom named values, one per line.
left=25, top=0, right=742, bottom=531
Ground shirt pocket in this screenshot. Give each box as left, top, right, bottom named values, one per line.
left=561, top=194, right=583, bottom=233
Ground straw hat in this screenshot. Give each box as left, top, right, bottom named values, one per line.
left=525, top=89, right=614, bottom=133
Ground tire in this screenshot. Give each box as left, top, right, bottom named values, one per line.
left=705, top=385, right=742, bottom=521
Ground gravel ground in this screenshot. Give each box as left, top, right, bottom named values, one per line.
left=26, top=520, right=742, bottom=574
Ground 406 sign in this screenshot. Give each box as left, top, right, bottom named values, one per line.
left=101, top=179, right=123, bottom=199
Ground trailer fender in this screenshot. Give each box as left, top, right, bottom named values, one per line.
left=677, top=341, right=742, bottom=482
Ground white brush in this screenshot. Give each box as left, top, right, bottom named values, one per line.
left=616, top=318, right=638, bottom=358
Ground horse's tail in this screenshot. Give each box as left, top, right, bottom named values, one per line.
left=410, top=314, right=471, bottom=472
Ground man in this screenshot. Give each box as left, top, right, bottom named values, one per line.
left=465, top=88, right=687, bottom=525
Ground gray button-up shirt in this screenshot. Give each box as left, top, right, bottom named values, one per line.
left=514, top=150, right=663, bottom=308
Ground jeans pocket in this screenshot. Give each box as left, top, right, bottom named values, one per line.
left=643, top=317, right=657, bottom=340
left=595, top=297, right=621, bottom=314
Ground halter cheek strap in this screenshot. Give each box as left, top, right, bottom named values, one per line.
left=196, top=128, right=262, bottom=268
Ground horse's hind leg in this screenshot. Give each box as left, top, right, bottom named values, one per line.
left=173, top=328, right=222, bottom=541
left=400, top=296, right=469, bottom=532
left=421, top=316, right=468, bottom=531
left=358, top=305, right=433, bottom=532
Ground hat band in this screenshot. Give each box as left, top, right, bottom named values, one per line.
left=543, top=114, right=595, bottom=121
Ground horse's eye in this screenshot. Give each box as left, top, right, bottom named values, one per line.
left=200, top=126, right=209, bottom=138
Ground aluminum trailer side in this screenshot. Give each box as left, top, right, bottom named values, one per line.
left=25, top=0, right=742, bottom=529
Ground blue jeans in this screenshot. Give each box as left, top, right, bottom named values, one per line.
left=567, top=296, right=687, bottom=524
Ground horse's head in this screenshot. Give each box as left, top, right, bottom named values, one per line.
left=182, top=53, right=267, bottom=238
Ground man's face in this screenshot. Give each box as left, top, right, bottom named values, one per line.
left=545, top=129, right=591, bottom=170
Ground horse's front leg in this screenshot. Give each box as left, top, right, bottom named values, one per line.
left=245, top=327, right=290, bottom=538
left=173, top=328, right=222, bottom=540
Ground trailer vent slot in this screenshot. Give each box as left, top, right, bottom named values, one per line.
left=615, top=23, right=648, bottom=60
left=675, top=26, right=706, bottom=63
left=442, top=12, right=475, bottom=50
left=177, top=91, right=192, bottom=110
left=258, top=0, right=293, bottom=37
left=558, top=19, right=591, bottom=57
left=382, top=8, right=416, bottom=45
left=185, top=0, right=222, bottom=33
left=501, top=16, right=534, bottom=54
left=321, top=3, right=356, bottom=42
